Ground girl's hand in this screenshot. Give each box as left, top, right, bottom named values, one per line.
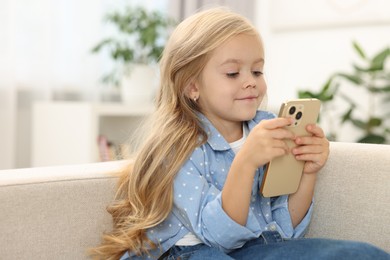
left=238, top=118, right=295, bottom=170
left=292, top=124, right=330, bottom=174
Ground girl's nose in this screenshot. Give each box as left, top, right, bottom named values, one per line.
left=243, top=75, right=256, bottom=89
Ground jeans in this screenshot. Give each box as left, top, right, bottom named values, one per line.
left=165, top=231, right=390, bottom=260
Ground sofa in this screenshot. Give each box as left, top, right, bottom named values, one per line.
left=1, top=141, right=389, bottom=259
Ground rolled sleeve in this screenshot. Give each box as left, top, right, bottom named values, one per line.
left=271, top=195, right=313, bottom=238
left=201, top=193, right=260, bottom=251
left=173, top=159, right=260, bottom=252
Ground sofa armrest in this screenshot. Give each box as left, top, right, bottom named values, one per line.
left=306, top=142, right=390, bottom=252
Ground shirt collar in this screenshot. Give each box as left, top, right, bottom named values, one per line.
left=198, top=110, right=275, bottom=151
left=198, top=113, right=230, bottom=151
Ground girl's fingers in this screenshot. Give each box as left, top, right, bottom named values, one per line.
left=295, top=153, right=317, bottom=161
left=306, top=124, right=325, bottom=138
left=295, top=136, right=327, bottom=146
left=272, top=147, right=289, bottom=158
left=295, top=153, right=326, bottom=165
left=262, top=117, right=294, bottom=130
left=292, top=144, right=323, bottom=155
left=271, top=128, right=295, bottom=140
left=250, top=119, right=295, bottom=143
left=273, top=139, right=290, bottom=152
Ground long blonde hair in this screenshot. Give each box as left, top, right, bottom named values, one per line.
left=90, top=7, right=259, bottom=259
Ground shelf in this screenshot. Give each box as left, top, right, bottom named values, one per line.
left=31, top=101, right=152, bottom=167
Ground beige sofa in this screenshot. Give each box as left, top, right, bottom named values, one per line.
left=1, top=142, right=389, bottom=259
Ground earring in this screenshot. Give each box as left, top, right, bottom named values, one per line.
left=193, top=96, right=198, bottom=102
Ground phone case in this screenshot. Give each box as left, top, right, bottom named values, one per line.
left=260, top=98, right=321, bottom=197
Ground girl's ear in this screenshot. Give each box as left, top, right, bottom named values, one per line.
left=185, top=80, right=200, bottom=100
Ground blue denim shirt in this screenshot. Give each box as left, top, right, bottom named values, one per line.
left=121, top=110, right=313, bottom=259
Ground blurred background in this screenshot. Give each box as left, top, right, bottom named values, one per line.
left=1, top=0, right=389, bottom=170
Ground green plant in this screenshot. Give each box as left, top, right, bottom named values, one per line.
left=299, top=41, right=390, bottom=144
left=92, top=6, right=176, bottom=86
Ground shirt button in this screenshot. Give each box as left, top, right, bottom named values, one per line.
left=270, top=224, right=277, bottom=231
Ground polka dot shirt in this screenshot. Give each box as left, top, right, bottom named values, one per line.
left=120, top=111, right=313, bottom=260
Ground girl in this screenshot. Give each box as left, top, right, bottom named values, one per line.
left=91, top=7, right=390, bottom=260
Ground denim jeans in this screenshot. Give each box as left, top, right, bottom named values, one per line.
left=165, top=231, right=390, bottom=260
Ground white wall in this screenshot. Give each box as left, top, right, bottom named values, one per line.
left=255, top=0, right=390, bottom=142
left=0, top=0, right=16, bottom=170
left=0, top=88, right=16, bottom=170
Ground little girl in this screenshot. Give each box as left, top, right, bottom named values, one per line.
left=91, top=7, right=390, bottom=260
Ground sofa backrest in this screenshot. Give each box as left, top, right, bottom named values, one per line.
left=0, top=160, right=126, bottom=260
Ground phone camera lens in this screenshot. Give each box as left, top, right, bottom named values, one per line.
left=296, top=111, right=302, bottom=120
left=289, top=106, right=296, bottom=115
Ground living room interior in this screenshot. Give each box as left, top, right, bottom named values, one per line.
left=1, top=0, right=389, bottom=170
left=0, top=0, right=389, bottom=259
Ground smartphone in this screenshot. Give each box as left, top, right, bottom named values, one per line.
left=260, top=98, right=321, bottom=197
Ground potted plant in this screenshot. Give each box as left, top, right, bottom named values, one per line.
left=92, top=6, right=176, bottom=103
left=298, top=41, right=390, bottom=143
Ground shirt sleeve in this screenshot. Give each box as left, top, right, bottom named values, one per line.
left=254, top=111, right=313, bottom=238
left=270, top=195, right=313, bottom=238
left=172, top=156, right=260, bottom=252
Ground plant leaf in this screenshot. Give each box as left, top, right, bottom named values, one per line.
left=340, top=93, right=357, bottom=107
left=91, top=39, right=114, bottom=53
left=341, top=108, right=353, bottom=124
left=337, top=73, right=363, bottom=85
left=352, top=63, right=372, bottom=73
left=369, top=47, right=390, bottom=71
left=368, top=85, right=390, bottom=93
left=357, top=134, right=386, bottom=144
left=367, top=117, right=382, bottom=128
left=350, top=118, right=367, bottom=130
left=352, top=41, right=366, bottom=59
left=298, top=77, right=337, bottom=101
left=92, top=6, right=176, bottom=65
left=319, top=77, right=338, bottom=100
left=298, top=90, right=318, bottom=99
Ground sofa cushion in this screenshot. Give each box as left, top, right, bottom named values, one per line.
left=306, top=142, right=390, bottom=252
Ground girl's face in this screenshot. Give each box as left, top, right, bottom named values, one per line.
left=196, top=34, right=266, bottom=129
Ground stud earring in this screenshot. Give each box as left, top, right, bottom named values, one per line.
left=193, top=96, right=198, bottom=102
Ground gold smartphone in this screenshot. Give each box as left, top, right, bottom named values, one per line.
left=260, top=98, right=321, bottom=197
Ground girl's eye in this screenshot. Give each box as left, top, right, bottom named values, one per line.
left=226, top=72, right=239, bottom=78
left=253, top=71, right=263, bottom=77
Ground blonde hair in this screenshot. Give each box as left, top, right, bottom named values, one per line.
left=90, top=7, right=260, bottom=259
